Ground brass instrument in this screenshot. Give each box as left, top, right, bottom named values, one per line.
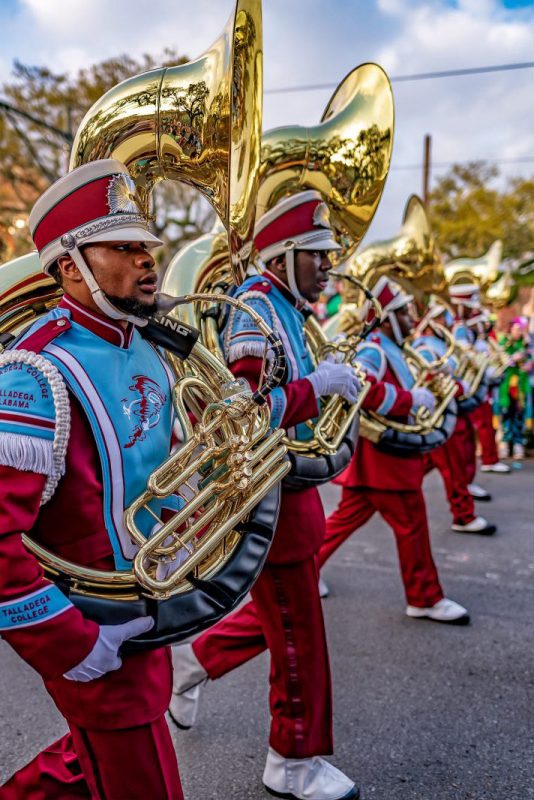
left=332, top=194, right=447, bottom=338
left=484, top=265, right=515, bottom=310
left=162, top=63, right=394, bottom=483
left=257, top=62, right=394, bottom=265
left=326, top=195, right=458, bottom=453
left=0, top=0, right=296, bottom=648
left=0, top=253, right=61, bottom=351
left=406, top=314, right=457, bottom=373
left=486, top=337, right=509, bottom=379
left=446, top=240, right=515, bottom=380
left=444, top=242, right=507, bottom=398
left=351, top=327, right=457, bottom=452
left=70, top=0, right=263, bottom=284
left=0, top=256, right=291, bottom=648
left=445, top=241, right=503, bottom=295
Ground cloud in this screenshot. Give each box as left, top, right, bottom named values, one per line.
left=0, top=0, right=533, bottom=244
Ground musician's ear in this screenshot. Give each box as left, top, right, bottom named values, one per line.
left=56, top=254, right=84, bottom=283
left=267, top=254, right=286, bottom=274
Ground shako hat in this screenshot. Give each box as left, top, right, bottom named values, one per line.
left=29, top=160, right=163, bottom=325
left=253, top=191, right=340, bottom=303
left=371, top=275, right=413, bottom=318
left=29, top=159, right=162, bottom=274
left=254, top=190, right=341, bottom=262
left=368, top=276, right=413, bottom=345
left=448, top=283, right=481, bottom=308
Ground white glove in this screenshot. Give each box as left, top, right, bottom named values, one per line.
left=63, top=616, right=154, bottom=683
left=306, top=358, right=362, bottom=404
left=485, top=365, right=499, bottom=382
left=474, top=339, right=489, bottom=353
left=411, top=387, right=436, bottom=414
left=459, top=379, right=470, bottom=395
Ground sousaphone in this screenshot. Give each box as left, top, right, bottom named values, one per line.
left=0, top=0, right=293, bottom=650
left=327, top=195, right=458, bottom=454
left=444, top=242, right=504, bottom=407
left=162, top=63, right=395, bottom=487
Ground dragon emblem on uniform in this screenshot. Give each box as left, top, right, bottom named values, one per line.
left=122, top=375, right=167, bottom=449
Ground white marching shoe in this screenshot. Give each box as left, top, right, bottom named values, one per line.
left=168, top=643, right=207, bottom=729
left=318, top=576, right=330, bottom=599
left=480, top=461, right=510, bottom=474
left=468, top=483, right=492, bottom=501
left=263, top=748, right=359, bottom=800
left=406, top=598, right=470, bottom=625
left=513, top=443, right=525, bottom=460
left=451, top=516, right=497, bottom=536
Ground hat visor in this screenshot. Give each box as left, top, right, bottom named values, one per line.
left=450, top=298, right=479, bottom=308
left=83, top=225, right=163, bottom=249
left=428, top=306, right=446, bottom=320
left=387, top=293, right=413, bottom=313
left=295, top=232, right=341, bottom=252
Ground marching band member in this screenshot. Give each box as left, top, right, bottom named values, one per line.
left=448, top=284, right=507, bottom=497
left=0, top=161, right=184, bottom=798
left=470, top=316, right=510, bottom=472
left=318, top=277, right=470, bottom=624
left=414, top=298, right=498, bottom=536
left=171, top=191, right=361, bottom=800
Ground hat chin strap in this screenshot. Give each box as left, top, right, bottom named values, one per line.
left=388, top=310, right=405, bottom=346
left=69, top=246, right=148, bottom=327
left=284, top=247, right=307, bottom=305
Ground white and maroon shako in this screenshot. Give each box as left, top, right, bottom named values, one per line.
left=254, top=190, right=340, bottom=303
left=371, top=275, right=413, bottom=344
left=448, top=283, right=486, bottom=326
left=426, top=294, right=448, bottom=321
left=29, top=159, right=163, bottom=325
left=448, top=283, right=480, bottom=308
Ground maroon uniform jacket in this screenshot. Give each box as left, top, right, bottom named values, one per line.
left=336, top=333, right=424, bottom=492
left=224, top=273, right=324, bottom=564
left=0, top=299, right=172, bottom=730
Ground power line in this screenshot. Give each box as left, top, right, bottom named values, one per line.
left=390, top=155, right=534, bottom=172
left=265, top=60, right=534, bottom=95
left=0, top=100, right=73, bottom=143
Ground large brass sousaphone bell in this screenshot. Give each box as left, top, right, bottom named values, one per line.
left=258, top=63, right=394, bottom=265
left=331, top=195, right=447, bottom=338
left=0, top=0, right=294, bottom=649
left=445, top=241, right=503, bottom=295
left=70, top=0, right=263, bottom=284
left=444, top=242, right=505, bottom=406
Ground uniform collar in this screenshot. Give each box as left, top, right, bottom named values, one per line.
left=264, top=270, right=312, bottom=315
left=59, top=294, right=134, bottom=349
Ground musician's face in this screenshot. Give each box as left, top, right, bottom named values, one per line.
left=81, top=240, right=159, bottom=318
left=295, top=249, right=333, bottom=302
left=396, top=305, right=415, bottom=338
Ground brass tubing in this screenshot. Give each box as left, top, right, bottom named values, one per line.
left=134, top=457, right=290, bottom=594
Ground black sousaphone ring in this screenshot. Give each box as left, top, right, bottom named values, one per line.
left=16, top=298, right=289, bottom=650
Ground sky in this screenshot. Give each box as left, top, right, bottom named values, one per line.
left=0, top=0, right=533, bottom=243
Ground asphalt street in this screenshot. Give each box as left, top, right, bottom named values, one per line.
left=1, top=462, right=532, bottom=800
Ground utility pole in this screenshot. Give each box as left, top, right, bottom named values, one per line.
left=423, top=133, right=431, bottom=205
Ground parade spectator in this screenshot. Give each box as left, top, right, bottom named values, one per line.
left=497, top=317, right=533, bottom=459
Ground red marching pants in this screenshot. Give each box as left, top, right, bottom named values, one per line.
left=193, top=555, right=333, bottom=759
left=471, top=399, right=499, bottom=466
left=318, top=487, right=444, bottom=608
left=424, top=422, right=476, bottom=526
left=0, top=716, right=183, bottom=800
left=456, top=414, right=477, bottom=485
